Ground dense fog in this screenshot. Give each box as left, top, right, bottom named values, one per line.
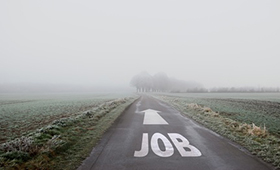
left=1, top=1, right=280, bottom=92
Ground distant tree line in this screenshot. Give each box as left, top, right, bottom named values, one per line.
left=130, top=72, right=280, bottom=93
left=130, top=71, right=205, bottom=92
left=209, top=87, right=280, bottom=93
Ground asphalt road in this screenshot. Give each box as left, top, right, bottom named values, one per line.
left=78, top=95, right=273, bottom=170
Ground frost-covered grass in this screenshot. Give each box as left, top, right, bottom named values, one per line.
left=0, top=94, right=138, bottom=169
left=158, top=92, right=280, bottom=102
left=155, top=93, right=280, bottom=136
left=0, top=93, right=133, bottom=143
left=154, top=94, right=280, bottom=169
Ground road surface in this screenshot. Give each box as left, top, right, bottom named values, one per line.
left=78, top=95, right=272, bottom=170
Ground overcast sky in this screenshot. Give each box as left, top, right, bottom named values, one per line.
left=1, top=0, right=280, bottom=89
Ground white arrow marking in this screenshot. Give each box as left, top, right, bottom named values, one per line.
left=141, top=109, right=168, bottom=125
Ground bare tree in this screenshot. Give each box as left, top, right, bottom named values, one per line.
left=130, top=71, right=153, bottom=92
left=130, top=71, right=207, bottom=93
left=153, top=72, right=170, bottom=92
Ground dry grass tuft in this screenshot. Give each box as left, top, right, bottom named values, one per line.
left=237, top=123, right=251, bottom=132
left=202, top=107, right=212, bottom=113
left=187, top=103, right=199, bottom=109
left=248, top=123, right=267, bottom=137
left=187, top=103, right=219, bottom=117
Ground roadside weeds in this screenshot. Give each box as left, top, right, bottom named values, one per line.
left=156, top=95, right=280, bottom=169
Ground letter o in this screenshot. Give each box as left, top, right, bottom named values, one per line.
left=151, top=133, right=174, bottom=157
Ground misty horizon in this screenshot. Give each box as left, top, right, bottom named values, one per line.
left=1, top=71, right=279, bottom=93
left=1, top=1, right=280, bottom=91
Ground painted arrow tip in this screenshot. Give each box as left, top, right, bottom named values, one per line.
left=141, top=109, right=160, bottom=113
left=142, top=109, right=168, bottom=125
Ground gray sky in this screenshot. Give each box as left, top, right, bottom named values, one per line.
left=1, top=0, right=280, bottom=89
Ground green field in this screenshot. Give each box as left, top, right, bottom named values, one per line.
left=153, top=92, right=280, bottom=168
left=159, top=92, right=280, bottom=102
left=156, top=93, right=280, bottom=136
left=0, top=93, right=137, bottom=169
left=0, top=93, right=133, bottom=143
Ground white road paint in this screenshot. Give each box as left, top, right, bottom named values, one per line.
left=142, top=109, right=168, bottom=125
left=135, top=108, right=201, bottom=157
left=135, top=98, right=142, bottom=114
left=168, top=133, right=201, bottom=157
left=134, top=133, right=202, bottom=158
left=151, top=133, right=174, bottom=157
left=134, top=133, right=149, bottom=157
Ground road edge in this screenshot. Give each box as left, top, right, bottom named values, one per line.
left=77, top=96, right=141, bottom=170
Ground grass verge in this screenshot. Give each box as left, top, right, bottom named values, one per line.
left=155, top=95, right=280, bottom=169
left=0, top=97, right=138, bottom=170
